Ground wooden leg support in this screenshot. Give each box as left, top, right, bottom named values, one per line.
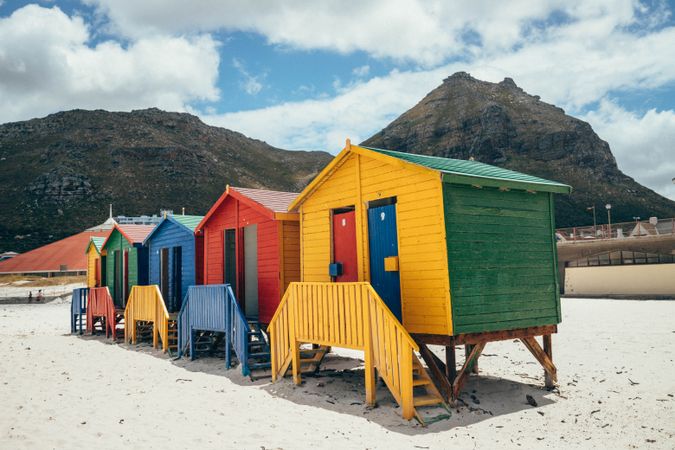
left=465, top=344, right=479, bottom=374
left=453, top=342, right=485, bottom=399
left=445, top=345, right=456, bottom=385
left=520, top=336, right=557, bottom=388
left=416, top=342, right=453, bottom=402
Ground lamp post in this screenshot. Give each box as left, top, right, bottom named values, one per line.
left=587, top=206, right=597, bottom=235
left=605, top=204, right=612, bottom=238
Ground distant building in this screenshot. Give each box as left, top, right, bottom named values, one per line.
left=0, top=252, right=18, bottom=262
left=114, top=210, right=171, bottom=226
left=557, top=217, right=675, bottom=298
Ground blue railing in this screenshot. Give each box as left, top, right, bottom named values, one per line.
left=70, top=287, right=88, bottom=334
left=177, top=284, right=252, bottom=375
left=225, top=284, right=252, bottom=376
left=177, top=291, right=190, bottom=356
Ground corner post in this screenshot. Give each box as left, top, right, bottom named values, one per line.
left=362, top=286, right=376, bottom=405
left=543, top=334, right=554, bottom=388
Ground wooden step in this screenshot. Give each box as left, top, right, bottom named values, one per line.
left=413, top=394, right=444, bottom=407
left=413, top=377, right=432, bottom=387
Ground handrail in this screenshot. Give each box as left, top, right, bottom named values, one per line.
left=177, top=291, right=190, bottom=357
left=225, top=285, right=251, bottom=375
left=268, top=282, right=420, bottom=420
left=70, top=288, right=88, bottom=334
left=87, top=287, right=118, bottom=339
left=124, top=285, right=172, bottom=352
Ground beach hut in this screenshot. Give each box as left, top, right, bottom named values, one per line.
left=100, top=224, right=154, bottom=309
left=143, top=214, right=204, bottom=312
left=195, top=186, right=300, bottom=324
left=267, top=140, right=570, bottom=420
left=85, top=237, right=106, bottom=288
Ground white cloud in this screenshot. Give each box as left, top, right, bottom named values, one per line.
left=583, top=100, right=675, bottom=201
left=202, top=69, right=446, bottom=152
left=0, top=5, right=220, bottom=123
left=82, top=0, right=648, bottom=66
left=352, top=65, right=370, bottom=78
left=232, top=58, right=263, bottom=95
left=200, top=19, right=675, bottom=152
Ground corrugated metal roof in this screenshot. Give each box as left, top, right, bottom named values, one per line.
left=171, top=214, right=204, bottom=232
left=116, top=224, right=156, bottom=244
left=0, top=230, right=109, bottom=274
left=229, top=187, right=299, bottom=213
left=90, top=237, right=105, bottom=252
left=363, top=146, right=571, bottom=193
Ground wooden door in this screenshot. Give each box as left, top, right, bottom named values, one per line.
left=367, top=204, right=402, bottom=321
left=160, top=248, right=169, bottom=303
left=243, top=225, right=258, bottom=318
left=172, top=246, right=182, bottom=311
left=332, top=210, right=358, bottom=282
left=223, top=229, right=237, bottom=291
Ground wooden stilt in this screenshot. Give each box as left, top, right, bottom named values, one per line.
left=453, top=342, right=485, bottom=399
left=416, top=342, right=453, bottom=402
left=445, top=345, right=456, bottom=384
left=520, top=336, right=557, bottom=386
left=465, top=344, right=479, bottom=374
left=542, top=334, right=554, bottom=388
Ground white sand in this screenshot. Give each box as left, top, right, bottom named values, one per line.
left=0, top=296, right=673, bottom=449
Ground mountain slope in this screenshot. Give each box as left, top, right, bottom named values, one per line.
left=0, top=108, right=332, bottom=253
left=363, top=72, right=675, bottom=227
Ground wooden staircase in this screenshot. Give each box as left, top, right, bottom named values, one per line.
left=124, top=285, right=175, bottom=353
left=246, top=321, right=271, bottom=374
left=167, top=318, right=178, bottom=355
left=87, top=287, right=120, bottom=339
left=70, top=288, right=88, bottom=335
left=268, top=282, right=448, bottom=423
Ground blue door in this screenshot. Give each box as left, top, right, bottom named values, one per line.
left=368, top=204, right=402, bottom=321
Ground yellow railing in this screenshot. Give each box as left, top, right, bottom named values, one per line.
left=124, top=285, right=172, bottom=352
left=268, top=282, right=419, bottom=420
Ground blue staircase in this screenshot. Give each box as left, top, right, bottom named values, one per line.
left=70, top=288, right=88, bottom=335
left=177, top=284, right=271, bottom=378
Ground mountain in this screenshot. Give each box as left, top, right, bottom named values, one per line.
left=363, top=72, right=675, bottom=228
left=0, top=108, right=332, bottom=253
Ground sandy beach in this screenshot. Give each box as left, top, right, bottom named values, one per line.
left=0, top=294, right=673, bottom=449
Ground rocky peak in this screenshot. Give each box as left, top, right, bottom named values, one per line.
left=363, top=73, right=675, bottom=227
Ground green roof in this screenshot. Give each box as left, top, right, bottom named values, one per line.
left=363, top=146, right=571, bottom=194
left=171, top=214, right=204, bottom=232
left=86, top=236, right=105, bottom=254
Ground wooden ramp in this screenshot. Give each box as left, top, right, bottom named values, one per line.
left=70, top=288, right=88, bottom=335
left=86, top=287, right=122, bottom=339
left=124, top=285, right=177, bottom=354
left=268, top=282, right=447, bottom=423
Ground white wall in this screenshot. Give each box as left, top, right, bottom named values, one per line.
left=565, top=264, right=675, bottom=297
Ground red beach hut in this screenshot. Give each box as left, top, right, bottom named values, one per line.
left=196, top=186, right=300, bottom=324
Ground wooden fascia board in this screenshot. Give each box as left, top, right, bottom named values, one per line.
left=441, top=172, right=572, bottom=194
left=350, top=145, right=439, bottom=176
left=227, top=189, right=276, bottom=220
left=195, top=188, right=230, bottom=232
left=274, top=212, right=299, bottom=221
left=288, top=146, right=351, bottom=211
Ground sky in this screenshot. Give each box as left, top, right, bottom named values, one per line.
left=0, top=1, right=674, bottom=201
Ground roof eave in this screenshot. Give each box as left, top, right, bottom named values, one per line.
left=441, top=172, right=572, bottom=194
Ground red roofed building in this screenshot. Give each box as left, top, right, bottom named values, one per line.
left=196, top=186, right=300, bottom=323
left=0, top=230, right=110, bottom=276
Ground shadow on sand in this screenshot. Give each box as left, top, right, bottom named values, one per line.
left=73, top=333, right=560, bottom=434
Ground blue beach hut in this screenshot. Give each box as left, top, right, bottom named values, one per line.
left=143, top=214, right=204, bottom=312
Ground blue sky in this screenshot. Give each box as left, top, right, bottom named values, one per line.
left=0, top=1, right=674, bottom=200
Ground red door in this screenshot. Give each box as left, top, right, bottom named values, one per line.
left=95, top=259, right=100, bottom=287
left=332, top=211, right=358, bottom=282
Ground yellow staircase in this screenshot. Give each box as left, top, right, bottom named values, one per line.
left=124, top=285, right=177, bottom=353
left=268, top=282, right=446, bottom=422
